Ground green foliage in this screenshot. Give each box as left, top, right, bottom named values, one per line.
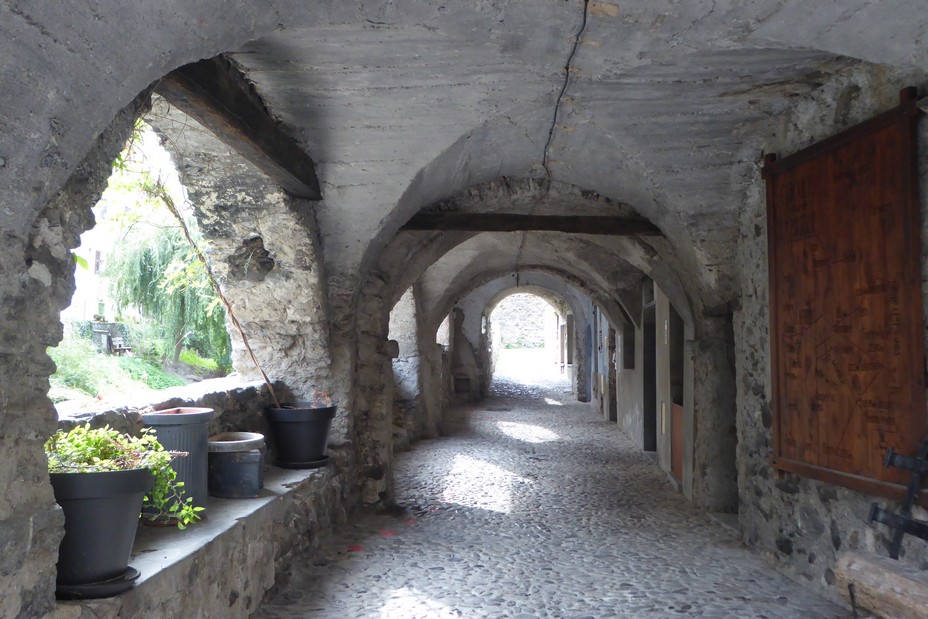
left=179, top=349, right=218, bottom=371
left=104, top=203, right=230, bottom=368
left=48, top=338, right=122, bottom=396
left=117, top=356, right=187, bottom=390
left=70, top=321, right=95, bottom=341
left=45, top=424, right=203, bottom=529
left=122, top=320, right=170, bottom=360
left=48, top=336, right=188, bottom=401
left=72, top=253, right=89, bottom=271
left=99, top=120, right=231, bottom=370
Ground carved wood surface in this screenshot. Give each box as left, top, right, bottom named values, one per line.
left=763, top=89, right=925, bottom=499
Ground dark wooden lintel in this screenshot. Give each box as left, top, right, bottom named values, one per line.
left=401, top=213, right=662, bottom=236
left=156, top=56, right=321, bottom=200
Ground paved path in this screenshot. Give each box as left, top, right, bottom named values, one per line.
left=256, top=353, right=848, bottom=618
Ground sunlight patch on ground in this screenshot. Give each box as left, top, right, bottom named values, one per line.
left=496, top=421, right=560, bottom=443
left=544, top=397, right=563, bottom=406
left=380, top=587, right=457, bottom=618
left=441, top=454, right=531, bottom=513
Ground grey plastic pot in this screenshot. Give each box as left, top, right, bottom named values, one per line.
left=207, top=432, right=266, bottom=498
left=142, top=407, right=213, bottom=521
left=50, top=468, right=152, bottom=597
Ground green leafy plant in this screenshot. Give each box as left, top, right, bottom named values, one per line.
left=48, top=335, right=187, bottom=401
left=45, top=424, right=203, bottom=529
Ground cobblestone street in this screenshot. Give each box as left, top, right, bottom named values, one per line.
left=256, top=354, right=848, bottom=618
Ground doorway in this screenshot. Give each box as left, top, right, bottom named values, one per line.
left=643, top=305, right=657, bottom=452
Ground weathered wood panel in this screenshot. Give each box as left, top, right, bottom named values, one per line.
left=763, top=88, right=925, bottom=500
left=157, top=56, right=321, bottom=200
left=400, top=213, right=662, bottom=235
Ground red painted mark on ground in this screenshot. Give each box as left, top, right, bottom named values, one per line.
left=347, top=545, right=364, bottom=552
left=404, top=519, right=417, bottom=524
left=378, top=530, right=396, bottom=537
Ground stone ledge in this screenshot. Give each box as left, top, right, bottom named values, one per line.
left=51, top=454, right=354, bottom=619
left=54, top=377, right=293, bottom=438
left=835, top=551, right=928, bottom=619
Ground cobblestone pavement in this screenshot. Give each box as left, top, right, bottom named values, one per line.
left=256, top=357, right=849, bottom=618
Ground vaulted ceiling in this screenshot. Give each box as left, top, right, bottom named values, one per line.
left=4, top=1, right=926, bottom=321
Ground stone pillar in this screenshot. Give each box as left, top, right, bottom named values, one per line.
left=148, top=101, right=333, bottom=408
left=389, top=287, right=420, bottom=449
left=418, top=342, right=446, bottom=438
left=0, top=97, right=141, bottom=617
left=353, top=274, right=396, bottom=506
left=689, top=313, right=738, bottom=511
left=449, top=308, right=481, bottom=401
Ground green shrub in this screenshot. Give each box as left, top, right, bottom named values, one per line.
left=69, top=320, right=95, bottom=341
left=179, top=349, right=219, bottom=371
left=117, top=356, right=186, bottom=390
left=48, top=335, right=188, bottom=401
left=48, top=337, right=122, bottom=396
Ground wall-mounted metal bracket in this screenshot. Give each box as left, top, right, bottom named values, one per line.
left=869, top=438, right=928, bottom=559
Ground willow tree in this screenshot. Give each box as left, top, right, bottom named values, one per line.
left=106, top=222, right=229, bottom=368
left=101, top=124, right=230, bottom=370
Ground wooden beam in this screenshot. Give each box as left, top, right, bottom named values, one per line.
left=156, top=56, right=321, bottom=200
left=836, top=551, right=928, bottom=619
left=400, top=213, right=661, bottom=235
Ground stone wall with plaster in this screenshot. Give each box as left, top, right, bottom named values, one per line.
left=389, top=287, right=420, bottom=451
left=146, top=99, right=333, bottom=410
left=0, top=95, right=144, bottom=619
left=492, top=293, right=549, bottom=349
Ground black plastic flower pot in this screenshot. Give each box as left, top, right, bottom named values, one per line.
left=207, top=432, right=265, bottom=498
left=142, top=407, right=213, bottom=522
left=264, top=403, right=336, bottom=468
left=50, top=468, right=152, bottom=598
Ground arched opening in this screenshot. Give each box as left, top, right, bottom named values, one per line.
left=486, top=291, right=564, bottom=390
left=388, top=286, right=419, bottom=450
left=52, top=121, right=233, bottom=411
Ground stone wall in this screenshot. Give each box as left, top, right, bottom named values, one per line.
left=389, top=287, right=420, bottom=451
left=0, top=94, right=146, bottom=619
left=491, top=293, right=549, bottom=348
left=146, top=99, right=333, bottom=408
left=616, top=321, right=644, bottom=449
left=56, top=378, right=293, bottom=447
left=734, top=65, right=928, bottom=593
left=53, top=462, right=354, bottom=619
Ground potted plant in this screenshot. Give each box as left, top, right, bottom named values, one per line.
left=45, top=424, right=202, bottom=599
left=265, top=389, right=336, bottom=469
